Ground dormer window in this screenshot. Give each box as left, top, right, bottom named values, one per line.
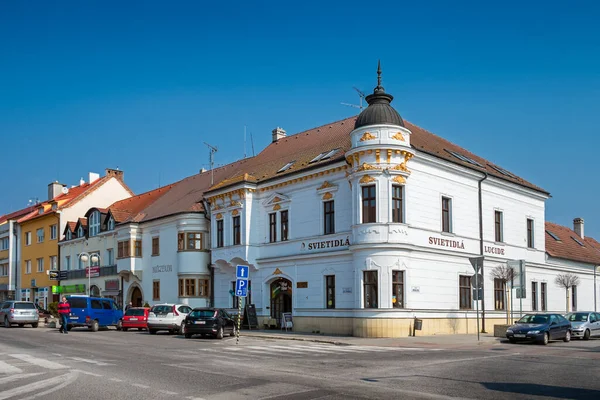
left=66, top=231, right=72, bottom=240
left=38, top=208, right=44, bottom=215
left=277, top=161, right=296, bottom=173
left=77, top=226, right=84, bottom=238
left=107, top=216, right=115, bottom=231
left=89, top=211, right=100, bottom=237
left=51, top=203, right=57, bottom=211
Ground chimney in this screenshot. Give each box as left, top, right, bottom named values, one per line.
left=47, top=181, right=64, bottom=200
left=105, top=168, right=124, bottom=182
left=89, top=172, right=100, bottom=183
left=574, top=218, right=584, bottom=239
left=272, top=127, right=286, bottom=143
left=79, top=177, right=85, bottom=186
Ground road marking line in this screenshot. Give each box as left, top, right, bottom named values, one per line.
left=110, top=378, right=124, bottom=382
left=159, top=390, right=180, bottom=395
left=285, top=345, right=334, bottom=354
left=0, top=372, right=45, bottom=386
left=8, top=354, right=68, bottom=370
left=68, top=357, right=113, bottom=366
left=0, top=371, right=77, bottom=400
left=76, top=370, right=104, bottom=377
left=246, top=345, right=306, bottom=354
left=0, top=360, right=23, bottom=374
left=131, top=383, right=150, bottom=389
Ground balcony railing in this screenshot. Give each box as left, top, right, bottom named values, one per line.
left=61, top=265, right=117, bottom=280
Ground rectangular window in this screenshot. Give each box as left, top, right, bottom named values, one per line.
left=216, top=220, right=224, bottom=248
left=50, top=224, right=57, bottom=240
left=198, top=279, right=210, bottom=297
left=25, top=260, right=31, bottom=274
left=117, top=240, right=130, bottom=258
left=325, top=275, right=335, bottom=309
left=442, top=197, right=452, bottom=233
left=362, top=185, right=376, bottom=223
left=232, top=281, right=239, bottom=309
left=37, top=258, right=44, bottom=273
left=232, top=216, right=241, bottom=245
left=106, top=249, right=114, bottom=265
left=392, top=185, right=404, bottom=223
left=541, top=282, right=547, bottom=311
left=184, top=279, right=195, bottom=296
left=187, top=232, right=202, bottom=250
left=280, top=210, right=289, bottom=241
left=178, top=279, right=184, bottom=297
left=494, top=211, right=503, bottom=242
left=269, top=213, right=277, bottom=243
left=392, top=270, right=404, bottom=308
left=134, top=240, right=142, bottom=257
left=25, top=232, right=31, bottom=246
left=494, top=278, right=505, bottom=310
left=152, top=237, right=160, bottom=256
left=49, top=256, right=57, bottom=270
left=177, top=232, right=185, bottom=251
left=36, top=228, right=44, bottom=243
left=363, top=271, right=378, bottom=308
left=527, top=218, right=534, bottom=248
left=0, top=263, right=7, bottom=276
left=153, top=280, right=160, bottom=301
left=65, top=256, right=71, bottom=271
left=531, top=282, right=538, bottom=311
left=459, top=275, right=472, bottom=309
left=0, top=238, right=9, bottom=250
left=324, top=200, right=335, bottom=235
left=572, top=285, right=577, bottom=311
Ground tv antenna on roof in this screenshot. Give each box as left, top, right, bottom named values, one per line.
left=204, top=142, right=218, bottom=185
left=341, top=86, right=366, bottom=111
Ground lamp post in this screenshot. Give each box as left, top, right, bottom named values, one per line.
left=79, top=252, right=100, bottom=296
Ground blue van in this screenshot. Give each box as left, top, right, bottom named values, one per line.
left=66, top=296, right=123, bottom=332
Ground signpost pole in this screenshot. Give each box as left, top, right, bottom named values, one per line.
left=475, top=271, right=480, bottom=342
left=519, top=261, right=523, bottom=319
left=236, top=295, right=242, bottom=345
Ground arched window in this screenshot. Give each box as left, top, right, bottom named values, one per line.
left=89, top=211, right=100, bottom=237
left=107, top=216, right=115, bottom=231
left=77, top=226, right=84, bottom=238
left=90, top=285, right=100, bottom=297
left=66, top=230, right=72, bottom=240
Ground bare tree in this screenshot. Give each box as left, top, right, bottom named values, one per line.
left=555, top=273, right=580, bottom=313
left=491, top=265, right=516, bottom=323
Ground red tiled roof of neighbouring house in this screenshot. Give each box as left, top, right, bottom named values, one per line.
left=0, top=205, right=38, bottom=225
left=545, top=222, right=600, bottom=265
left=108, top=184, right=177, bottom=224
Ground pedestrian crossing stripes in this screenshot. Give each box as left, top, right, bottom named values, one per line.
left=0, top=354, right=114, bottom=378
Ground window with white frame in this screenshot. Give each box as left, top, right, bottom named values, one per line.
left=37, top=258, right=44, bottom=273
left=66, top=230, right=72, bottom=240
left=37, top=228, right=44, bottom=243
left=107, top=248, right=114, bottom=265
left=442, top=197, right=452, bottom=233
left=50, top=224, right=58, bottom=240
left=65, top=256, right=71, bottom=271
left=25, top=232, right=31, bottom=245
left=0, top=263, right=8, bottom=276
left=25, top=260, right=31, bottom=274
left=77, top=225, right=84, bottom=238
left=89, top=211, right=100, bottom=237
left=107, top=216, right=115, bottom=231
left=0, top=237, right=8, bottom=250
left=50, top=256, right=57, bottom=270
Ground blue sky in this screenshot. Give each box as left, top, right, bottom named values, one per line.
left=1, top=1, right=599, bottom=237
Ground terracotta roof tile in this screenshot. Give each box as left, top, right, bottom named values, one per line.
left=67, top=222, right=77, bottom=232
left=108, top=184, right=177, bottom=224
left=545, top=222, right=600, bottom=265
left=0, top=205, right=38, bottom=225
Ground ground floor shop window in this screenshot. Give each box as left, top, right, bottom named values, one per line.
left=494, top=278, right=505, bottom=310
left=459, top=275, right=472, bottom=310
left=392, top=270, right=404, bottom=308
left=363, top=271, right=378, bottom=308
left=270, top=278, right=292, bottom=326
left=325, top=275, right=335, bottom=309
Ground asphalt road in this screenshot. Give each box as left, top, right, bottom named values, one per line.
left=1, top=325, right=599, bottom=399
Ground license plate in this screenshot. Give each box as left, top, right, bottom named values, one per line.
left=514, top=334, right=526, bottom=338
left=70, top=316, right=78, bottom=320
left=195, top=321, right=205, bottom=324
left=130, top=318, right=138, bottom=321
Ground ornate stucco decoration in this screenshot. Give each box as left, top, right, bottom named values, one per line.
left=375, top=149, right=381, bottom=164
left=359, top=132, right=377, bottom=142
left=387, top=149, right=392, bottom=164
left=322, top=192, right=333, bottom=200
left=392, top=132, right=405, bottom=141
left=391, top=163, right=408, bottom=172
left=273, top=196, right=282, bottom=203
left=273, top=204, right=281, bottom=211
left=356, top=162, right=381, bottom=172
left=231, top=209, right=239, bottom=216
left=216, top=213, right=223, bottom=219
left=317, top=181, right=334, bottom=190
left=273, top=268, right=283, bottom=275
left=230, top=200, right=241, bottom=207
left=392, top=175, right=406, bottom=184
left=359, top=175, right=376, bottom=184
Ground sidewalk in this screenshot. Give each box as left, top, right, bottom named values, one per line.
left=239, top=329, right=503, bottom=349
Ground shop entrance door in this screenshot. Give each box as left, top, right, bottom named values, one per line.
left=270, top=278, right=292, bottom=327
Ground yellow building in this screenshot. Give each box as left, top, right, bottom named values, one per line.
left=16, top=169, right=133, bottom=306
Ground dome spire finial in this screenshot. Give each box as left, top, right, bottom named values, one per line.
left=374, top=60, right=384, bottom=93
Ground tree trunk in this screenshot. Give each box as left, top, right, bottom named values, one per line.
left=505, top=286, right=509, bottom=323
left=566, top=290, right=570, bottom=313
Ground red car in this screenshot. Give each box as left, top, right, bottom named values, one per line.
left=122, top=307, right=150, bottom=331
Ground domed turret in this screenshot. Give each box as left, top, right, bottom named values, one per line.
left=354, top=61, right=404, bottom=129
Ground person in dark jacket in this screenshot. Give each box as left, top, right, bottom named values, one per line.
left=57, top=296, right=70, bottom=334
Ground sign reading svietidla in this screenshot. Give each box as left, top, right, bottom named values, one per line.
left=52, top=284, right=86, bottom=294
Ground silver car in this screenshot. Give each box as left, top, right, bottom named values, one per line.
left=0, top=301, right=40, bottom=328
left=566, top=312, right=600, bottom=340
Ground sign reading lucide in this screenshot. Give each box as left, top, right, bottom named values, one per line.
left=152, top=265, right=173, bottom=273
left=301, top=236, right=350, bottom=251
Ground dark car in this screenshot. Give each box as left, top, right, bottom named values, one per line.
left=184, top=308, right=236, bottom=339
left=506, top=313, right=572, bottom=345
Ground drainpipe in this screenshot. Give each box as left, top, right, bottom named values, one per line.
left=13, top=223, right=18, bottom=300
left=202, top=199, right=214, bottom=307
left=478, top=172, right=488, bottom=333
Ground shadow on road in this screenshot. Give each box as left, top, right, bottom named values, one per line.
left=481, top=382, right=600, bottom=400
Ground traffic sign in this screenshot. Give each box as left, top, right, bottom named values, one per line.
left=471, top=273, right=483, bottom=289
left=235, top=278, right=248, bottom=297
left=236, top=265, right=249, bottom=279
left=469, top=256, right=484, bottom=273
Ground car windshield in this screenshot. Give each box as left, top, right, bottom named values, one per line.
left=151, top=305, right=172, bottom=314
left=518, top=315, right=549, bottom=324
left=125, top=309, right=146, bottom=316
left=14, top=303, right=35, bottom=309
left=567, top=313, right=588, bottom=322
left=189, top=310, right=216, bottom=318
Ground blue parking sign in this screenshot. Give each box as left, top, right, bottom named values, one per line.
left=235, top=278, right=248, bottom=297
left=236, top=265, right=249, bottom=279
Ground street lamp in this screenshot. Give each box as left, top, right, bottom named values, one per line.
left=79, top=252, right=100, bottom=296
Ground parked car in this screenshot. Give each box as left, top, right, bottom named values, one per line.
left=66, top=296, right=123, bottom=332
left=147, top=304, right=192, bottom=335
left=0, top=301, right=39, bottom=328
left=122, top=307, right=150, bottom=331
left=184, top=308, right=236, bottom=339
left=506, top=313, right=572, bottom=345
left=566, top=312, right=600, bottom=340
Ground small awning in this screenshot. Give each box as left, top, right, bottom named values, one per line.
left=102, top=290, right=120, bottom=296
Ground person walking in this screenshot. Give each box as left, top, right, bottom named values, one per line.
left=125, top=301, right=132, bottom=312
left=57, top=296, right=70, bottom=334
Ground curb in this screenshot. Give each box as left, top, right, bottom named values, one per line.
left=241, top=334, right=352, bottom=346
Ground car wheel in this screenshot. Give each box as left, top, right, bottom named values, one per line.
left=4, top=317, right=10, bottom=328
left=541, top=332, right=549, bottom=345
left=149, top=329, right=157, bottom=335
left=31, top=323, right=38, bottom=328
left=216, top=326, right=224, bottom=339
left=563, top=330, right=571, bottom=342
left=116, top=320, right=123, bottom=331
left=583, top=329, right=591, bottom=340
left=91, top=320, right=99, bottom=332
left=230, top=325, right=236, bottom=337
